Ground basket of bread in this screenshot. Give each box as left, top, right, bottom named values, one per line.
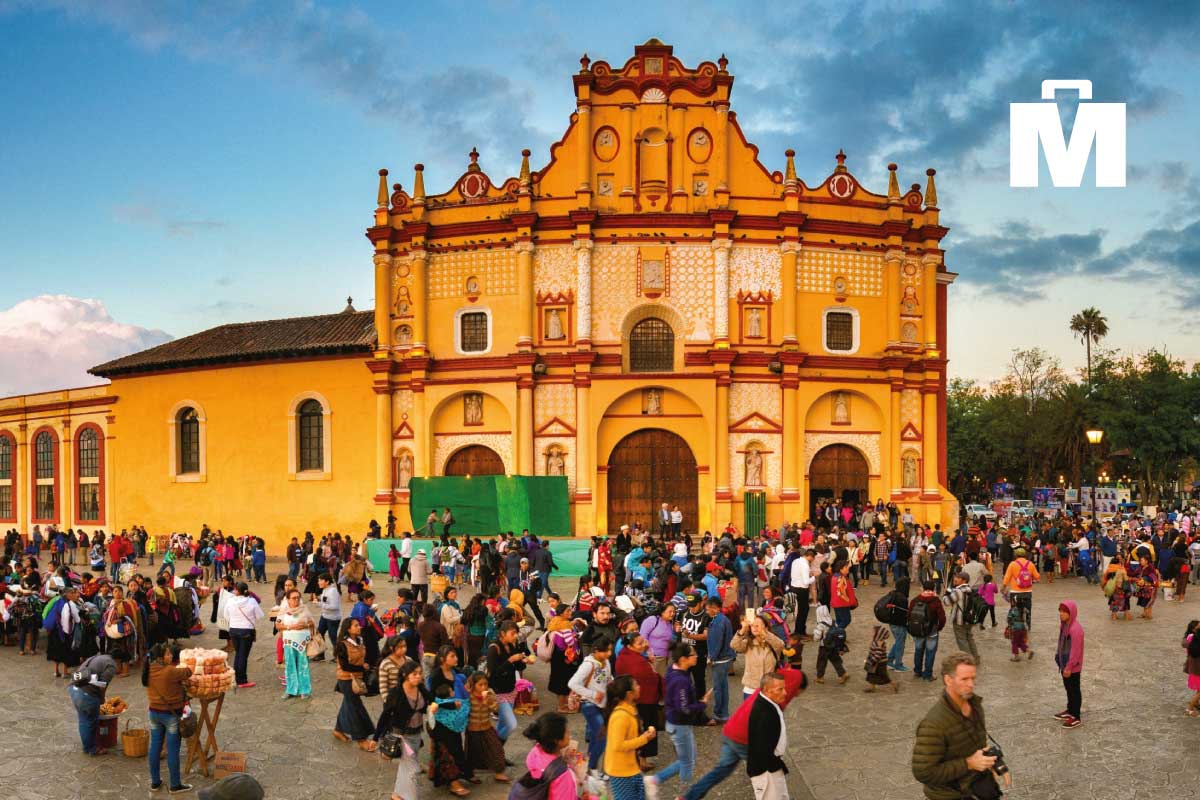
left=180, top=648, right=236, bottom=699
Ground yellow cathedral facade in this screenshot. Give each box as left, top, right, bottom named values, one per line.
left=0, top=41, right=957, bottom=549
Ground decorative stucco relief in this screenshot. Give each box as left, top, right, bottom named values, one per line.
left=729, top=382, right=781, bottom=425
left=534, top=383, right=577, bottom=428
left=533, top=246, right=577, bottom=296
left=803, top=432, right=881, bottom=475
left=730, top=246, right=782, bottom=297
left=799, top=248, right=884, bottom=296
left=427, top=249, right=517, bottom=299
left=435, top=434, right=514, bottom=476
left=589, top=244, right=713, bottom=343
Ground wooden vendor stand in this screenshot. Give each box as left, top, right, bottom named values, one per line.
left=185, top=692, right=226, bottom=777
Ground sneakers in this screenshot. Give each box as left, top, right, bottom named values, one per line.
left=837, top=673, right=850, bottom=685
left=237, top=682, right=256, bottom=689
left=1053, top=710, right=1072, bottom=720
left=891, top=664, right=910, bottom=672
left=645, top=774, right=659, bottom=800
left=151, top=784, right=163, bottom=792
left=168, top=785, right=193, bottom=794
left=1061, top=717, right=1082, bottom=729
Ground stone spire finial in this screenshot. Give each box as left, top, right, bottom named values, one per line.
left=519, top=148, right=532, bottom=191
left=887, top=163, right=900, bottom=201
left=834, top=148, right=848, bottom=174
left=377, top=169, right=389, bottom=208
left=718, top=53, right=728, bottom=73
left=467, top=147, right=481, bottom=172
left=580, top=53, right=591, bottom=72
left=924, top=168, right=938, bottom=208
left=784, top=149, right=797, bottom=183
left=343, top=296, right=355, bottom=313
left=412, top=164, right=426, bottom=205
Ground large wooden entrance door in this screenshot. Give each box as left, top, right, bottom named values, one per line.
left=607, top=429, right=698, bottom=536
left=809, top=444, right=869, bottom=520
left=444, top=445, right=504, bottom=476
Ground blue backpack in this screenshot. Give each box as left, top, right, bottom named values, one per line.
left=41, top=596, right=66, bottom=632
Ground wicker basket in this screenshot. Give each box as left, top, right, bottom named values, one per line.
left=121, top=718, right=149, bottom=758
left=429, top=574, right=449, bottom=597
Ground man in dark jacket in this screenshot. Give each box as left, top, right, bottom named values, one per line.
left=746, top=672, right=789, bottom=798
left=912, top=652, right=1007, bottom=800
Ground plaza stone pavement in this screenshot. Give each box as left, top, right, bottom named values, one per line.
left=3, top=568, right=1198, bottom=800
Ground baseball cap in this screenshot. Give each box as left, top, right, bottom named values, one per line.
left=198, top=774, right=264, bottom=800
left=686, top=592, right=703, bottom=605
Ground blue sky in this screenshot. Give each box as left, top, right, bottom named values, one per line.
left=1, top=1, right=1199, bottom=395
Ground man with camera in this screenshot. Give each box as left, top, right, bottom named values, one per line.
left=911, top=652, right=1011, bottom=799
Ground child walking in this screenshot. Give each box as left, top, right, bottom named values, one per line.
left=862, top=625, right=898, bottom=693
left=1184, top=620, right=1200, bottom=717
left=1006, top=594, right=1032, bottom=661
left=464, top=673, right=511, bottom=782
left=812, top=604, right=849, bottom=685
left=979, top=574, right=998, bottom=629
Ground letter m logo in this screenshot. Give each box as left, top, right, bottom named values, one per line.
left=1010, top=80, right=1125, bottom=188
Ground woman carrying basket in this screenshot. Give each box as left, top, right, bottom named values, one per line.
left=142, top=642, right=193, bottom=794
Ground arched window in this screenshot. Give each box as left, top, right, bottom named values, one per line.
left=0, top=433, right=14, bottom=522
left=629, top=317, right=674, bottom=372
left=298, top=399, right=324, bottom=471
left=33, top=429, right=57, bottom=522
left=77, top=427, right=102, bottom=523
left=178, top=407, right=200, bottom=474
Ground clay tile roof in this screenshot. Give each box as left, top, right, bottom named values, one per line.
left=89, top=310, right=376, bottom=378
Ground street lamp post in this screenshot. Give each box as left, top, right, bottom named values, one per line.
left=1086, top=429, right=1104, bottom=526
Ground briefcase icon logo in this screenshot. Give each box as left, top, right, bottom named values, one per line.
left=1010, top=80, right=1125, bottom=188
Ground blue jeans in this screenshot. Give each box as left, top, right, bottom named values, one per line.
left=496, top=700, right=518, bottom=742
left=709, top=660, right=732, bottom=720
left=68, top=685, right=101, bottom=753
left=888, top=624, right=908, bottom=667
left=288, top=561, right=300, bottom=580
left=913, top=632, right=939, bottom=679
left=834, top=607, right=852, bottom=628
left=580, top=702, right=605, bottom=770
left=892, top=560, right=909, bottom=583
left=109, top=560, right=121, bottom=582
left=655, top=722, right=696, bottom=789
left=230, top=628, right=254, bottom=684
left=148, top=709, right=182, bottom=787
left=684, top=738, right=747, bottom=800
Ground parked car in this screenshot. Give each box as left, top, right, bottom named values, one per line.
left=965, top=503, right=997, bottom=522
left=1009, top=499, right=1033, bottom=514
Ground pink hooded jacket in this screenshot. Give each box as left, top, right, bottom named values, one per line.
left=1055, top=600, right=1085, bottom=674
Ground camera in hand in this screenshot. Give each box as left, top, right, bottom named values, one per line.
left=982, top=744, right=1008, bottom=776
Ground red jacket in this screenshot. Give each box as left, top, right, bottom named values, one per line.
left=614, top=647, right=662, bottom=704
left=721, top=669, right=805, bottom=745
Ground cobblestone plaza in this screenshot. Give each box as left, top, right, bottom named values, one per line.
left=4, top=565, right=1196, bottom=800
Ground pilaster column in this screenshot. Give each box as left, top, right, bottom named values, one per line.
left=922, top=389, right=940, bottom=494
left=516, top=242, right=535, bottom=350
left=620, top=105, right=636, bottom=196
left=885, top=249, right=903, bottom=346
left=105, top=414, right=117, bottom=531
left=411, top=383, right=428, bottom=477
left=890, top=386, right=903, bottom=496
left=714, top=102, right=730, bottom=193
left=780, top=241, right=799, bottom=346
left=781, top=374, right=800, bottom=502
left=576, top=103, right=592, bottom=196
left=517, top=378, right=534, bottom=475
left=712, top=239, right=732, bottom=342
left=375, top=388, right=392, bottom=502
left=60, top=419, right=72, bottom=526
left=715, top=376, right=731, bottom=498
left=15, top=423, right=27, bottom=534
left=373, top=253, right=393, bottom=350
left=670, top=104, right=686, bottom=195
left=411, top=248, right=428, bottom=351
left=922, top=253, right=940, bottom=348
left=574, top=239, right=593, bottom=344
left=574, top=378, right=592, bottom=501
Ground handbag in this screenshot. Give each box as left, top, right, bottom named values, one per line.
left=351, top=675, right=368, bottom=696
left=306, top=635, right=324, bottom=659
left=379, top=730, right=405, bottom=759
left=178, top=710, right=198, bottom=739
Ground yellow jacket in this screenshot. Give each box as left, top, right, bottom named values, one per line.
left=603, top=702, right=652, bottom=778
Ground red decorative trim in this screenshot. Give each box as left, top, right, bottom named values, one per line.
left=535, top=417, right=577, bottom=436
left=29, top=425, right=59, bottom=525
left=0, top=394, right=116, bottom=415
left=596, top=465, right=609, bottom=474
left=373, top=492, right=394, bottom=504
left=736, top=290, right=773, bottom=345
left=686, top=127, right=712, bottom=164
left=393, top=421, right=415, bottom=440
left=779, top=489, right=801, bottom=501
left=900, top=422, right=922, bottom=441
left=725, top=114, right=783, bottom=186
left=716, top=489, right=734, bottom=501
left=592, top=125, right=620, bottom=162
left=577, top=43, right=729, bottom=99
left=573, top=489, right=593, bottom=503
left=696, top=465, right=710, bottom=474
left=74, top=422, right=105, bottom=526
left=0, top=429, right=15, bottom=523
left=728, top=411, right=783, bottom=433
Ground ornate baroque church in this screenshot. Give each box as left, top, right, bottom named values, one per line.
left=0, top=41, right=957, bottom=547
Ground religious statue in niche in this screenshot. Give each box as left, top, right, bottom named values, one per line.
left=901, top=321, right=918, bottom=343
left=395, top=285, right=411, bottom=317
left=744, top=447, right=764, bottom=487
left=643, top=388, right=663, bottom=416
left=642, top=259, right=665, bottom=291
left=746, top=307, right=763, bottom=338
left=397, top=451, right=413, bottom=489
left=597, top=177, right=614, bottom=196
left=546, top=447, right=566, bottom=476
left=466, top=276, right=480, bottom=296
left=902, top=285, right=919, bottom=314
left=395, top=324, right=413, bottom=346
left=597, top=129, right=615, bottom=148
left=902, top=452, right=919, bottom=489
left=464, top=393, right=483, bottom=425
left=693, top=178, right=708, bottom=196
left=832, top=392, right=850, bottom=424
left=545, top=308, right=565, bottom=340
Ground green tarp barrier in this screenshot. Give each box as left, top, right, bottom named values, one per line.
left=364, top=537, right=593, bottom=577
left=407, top=475, right=571, bottom=538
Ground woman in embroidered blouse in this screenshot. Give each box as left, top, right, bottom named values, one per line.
left=103, top=585, right=139, bottom=676
left=275, top=589, right=313, bottom=699
left=332, top=618, right=377, bottom=751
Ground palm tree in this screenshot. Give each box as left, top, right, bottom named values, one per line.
left=1069, top=307, right=1109, bottom=388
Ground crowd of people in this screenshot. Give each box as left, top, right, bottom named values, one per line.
left=3, top=500, right=1200, bottom=800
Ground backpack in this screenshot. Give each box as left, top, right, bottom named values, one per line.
left=873, top=594, right=892, bottom=624
left=199, top=548, right=213, bottom=567
left=907, top=598, right=934, bottom=638
left=960, top=588, right=988, bottom=626
left=825, top=623, right=848, bottom=654
left=1015, top=559, right=1034, bottom=590
left=533, top=631, right=555, bottom=663
left=507, top=757, right=567, bottom=800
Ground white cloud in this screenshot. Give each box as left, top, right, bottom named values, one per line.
left=0, top=295, right=171, bottom=397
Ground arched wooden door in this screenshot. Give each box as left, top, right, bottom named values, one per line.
left=606, top=429, right=697, bottom=536
left=808, top=444, right=869, bottom=520
left=444, top=445, right=504, bottom=476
